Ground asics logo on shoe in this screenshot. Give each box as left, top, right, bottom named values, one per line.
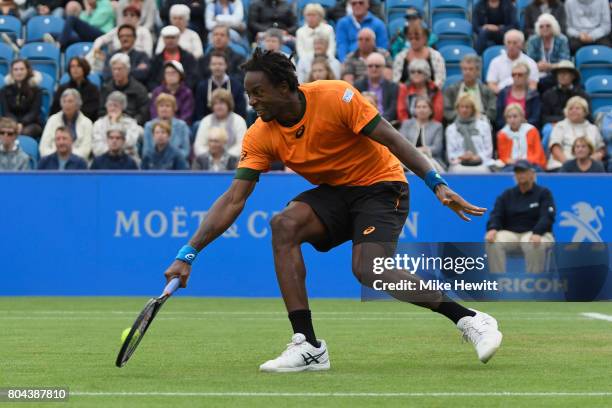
left=301, top=350, right=326, bottom=365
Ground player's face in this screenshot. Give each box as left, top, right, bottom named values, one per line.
left=245, top=71, right=287, bottom=123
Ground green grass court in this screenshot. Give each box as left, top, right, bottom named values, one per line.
left=1, top=298, right=612, bottom=407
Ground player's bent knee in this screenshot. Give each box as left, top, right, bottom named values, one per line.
left=270, top=213, right=301, bottom=243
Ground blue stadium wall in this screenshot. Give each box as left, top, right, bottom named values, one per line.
left=1, top=172, right=610, bottom=297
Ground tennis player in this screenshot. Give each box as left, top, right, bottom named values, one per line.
left=165, top=49, right=503, bottom=372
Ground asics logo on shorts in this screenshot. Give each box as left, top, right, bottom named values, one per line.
left=302, top=350, right=326, bottom=365
left=363, top=226, right=376, bottom=235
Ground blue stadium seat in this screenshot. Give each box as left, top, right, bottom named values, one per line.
left=585, top=75, right=612, bottom=113
left=17, top=135, right=39, bottom=168
left=433, top=18, right=472, bottom=48
left=594, top=105, right=612, bottom=116
left=430, top=0, right=469, bottom=26
left=0, top=15, right=22, bottom=42
left=0, top=42, right=14, bottom=77
left=37, top=71, right=56, bottom=121
left=388, top=17, right=406, bottom=40
left=59, top=72, right=101, bottom=88
left=481, top=44, right=504, bottom=80
left=385, top=0, right=425, bottom=23
left=438, top=44, right=476, bottom=77
left=516, top=0, right=532, bottom=30
left=64, top=42, right=93, bottom=66
left=26, top=16, right=64, bottom=43
left=19, top=42, right=60, bottom=79
left=443, top=74, right=463, bottom=89
left=576, top=46, right=612, bottom=84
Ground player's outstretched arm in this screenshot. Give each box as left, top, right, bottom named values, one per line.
left=164, top=178, right=257, bottom=287
left=366, top=118, right=486, bottom=221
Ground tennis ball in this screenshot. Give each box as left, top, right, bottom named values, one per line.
left=121, top=328, right=131, bottom=343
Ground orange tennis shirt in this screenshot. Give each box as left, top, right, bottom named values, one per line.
left=237, top=80, right=406, bottom=186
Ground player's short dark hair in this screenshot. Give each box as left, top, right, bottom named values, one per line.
left=241, top=48, right=298, bottom=92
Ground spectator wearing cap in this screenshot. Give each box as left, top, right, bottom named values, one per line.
left=336, top=0, right=388, bottom=62
left=389, top=8, right=438, bottom=58
left=472, top=0, right=518, bottom=54
left=51, top=57, right=100, bottom=122
left=199, top=25, right=246, bottom=80
left=102, top=24, right=151, bottom=84
left=525, top=13, right=570, bottom=94
left=149, top=25, right=199, bottom=91
left=141, top=120, right=189, bottom=170
left=143, top=93, right=191, bottom=159
left=296, top=33, right=341, bottom=83
left=116, top=0, right=157, bottom=31
left=0, top=117, right=30, bottom=171
left=541, top=60, right=590, bottom=126
left=341, top=28, right=392, bottom=85
left=90, top=127, right=139, bottom=170
left=486, top=30, right=539, bottom=94
left=194, top=50, right=247, bottom=121
left=38, top=126, right=88, bottom=170
left=547, top=96, right=605, bottom=171
left=53, top=0, right=115, bottom=49
left=354, top=52, right=398, bottom=122
left=495, top=61, right=541, bottom=129
left=296, top=3, right=336, bottom=60
left=565, top=0, right=611, bottom=53
left=40, top=89, right=93, bottom=160
left=247, top=0, right=297, bottom=43
left=485, top=159, right=555, bottom=274
left=92, top=91, right=142, bottom=161
left=156, top=5, right=204, bottom=59
left=393, top=24, right=445, bottom=89
left=397, top=59, right=443, bottom=123
left=151, top=61, right=194, bottom=124
left=100, top=53, right=150, bottom=125
left=92, top=5, right=154, bottom=57
left=443, top=55, right=496, bottom=125
left=205, top=0, right=246, bottom=44
left=497, top=104, right=546, bottom=171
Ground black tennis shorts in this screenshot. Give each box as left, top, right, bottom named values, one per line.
left=291, top=181, right=410, bottom=252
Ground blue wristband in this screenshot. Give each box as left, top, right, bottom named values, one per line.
left=176, top=245, right=198, bottom=265
left=424, top=170, right=448, bottom=192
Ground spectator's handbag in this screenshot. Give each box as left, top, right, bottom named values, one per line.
left=460, top=157, right=483, bottom=166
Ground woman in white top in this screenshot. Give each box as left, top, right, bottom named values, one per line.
left=155, top=5, right=204, bottom=58
left=446, top=94, right=494, bottom=173
left=295, top=3, right=335, bottom=60
left=194, top=88, right=247, bottom=157
left=547, top=96, right=605, bottom=170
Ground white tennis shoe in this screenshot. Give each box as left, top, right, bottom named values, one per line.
left=457, top=309, right=503, bottom=363
left=259, top=333, right=330, bottom=373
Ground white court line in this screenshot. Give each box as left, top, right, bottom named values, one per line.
left=581, top=312, right=612, bottom=322
left=71, top=391, right=612, bottom=398
left=0, top=316, right=586, bottom=321
left=0, top=310, right=585, bottom=315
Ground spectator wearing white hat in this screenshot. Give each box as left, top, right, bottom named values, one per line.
left=148, top=25, right=200, bottom=91
left=155, top=4, right=204, bottom=59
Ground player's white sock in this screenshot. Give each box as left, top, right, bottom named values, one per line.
left=457, top=309, right=503, bottom=363
left=259, top=333, right=330, bottom=373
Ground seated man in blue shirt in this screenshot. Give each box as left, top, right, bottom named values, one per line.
left=335, top=0, right=388, bottom=62
left=38, top=127, right=88, bottom=170
left=90, top=128, right=139, bottom=170
left=485, top=160, right=556, bottom=273
left=141, top=121, right=188, bottom=170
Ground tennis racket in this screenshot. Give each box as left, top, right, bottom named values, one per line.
left=115, top=278, right=181, bottom=367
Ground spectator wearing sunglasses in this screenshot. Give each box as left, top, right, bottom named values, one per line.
left=0, top=117, right=30, bottom=171
left=496, top=61, right=541, bottom=130
left=341, top=28, right=392, bottom=84
left=354, top=52, right=398, bottom=122
left=397, top=59, right=443, bottom=123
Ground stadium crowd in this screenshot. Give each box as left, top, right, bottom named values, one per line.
left=0, top=0, right=610, bottom=172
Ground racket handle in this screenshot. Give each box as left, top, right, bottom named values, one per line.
left=162, top=278, right=181, bottom=297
